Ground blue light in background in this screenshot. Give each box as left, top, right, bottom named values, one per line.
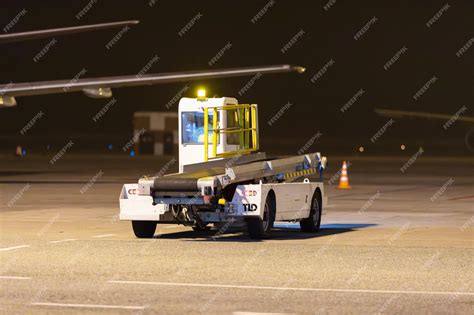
left=130, top=150, right=135, bottom=157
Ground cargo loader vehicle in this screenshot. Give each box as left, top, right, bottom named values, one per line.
left=119, top=90, right=327, bottom=239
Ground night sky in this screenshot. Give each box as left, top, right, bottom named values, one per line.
left=0, top=0, right=472, bottom=153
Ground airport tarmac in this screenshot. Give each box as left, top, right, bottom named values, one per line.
left=0, top=154, right=473, bottom=314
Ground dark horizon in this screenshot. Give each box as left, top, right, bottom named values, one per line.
left=1, top=0, right=472, bottom=154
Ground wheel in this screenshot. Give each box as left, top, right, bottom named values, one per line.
left=131, top=221, right=157, bottom=238
left=300, top=190, right=322, bottom=232
left=246, top=195, right=275, bottom=239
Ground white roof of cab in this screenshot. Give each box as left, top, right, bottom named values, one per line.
left=178, top=97, right=238, bottom=111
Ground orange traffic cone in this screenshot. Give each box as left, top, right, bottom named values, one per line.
left=337, top=161, right=351, bottom=189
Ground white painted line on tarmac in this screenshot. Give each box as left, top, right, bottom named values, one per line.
left=30, top=302, right=145, bottom=310
left=0, top=276, right=31, bottom=280
left=49, top=239, right=77, bottom=244
left=92, top=234, right=116, bottom=238
left=109, top=280, right=474, bottom=296
left=0, top=245, right=31, bottom=252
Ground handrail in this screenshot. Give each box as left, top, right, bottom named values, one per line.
left=203, top=104, right=258, bottom=161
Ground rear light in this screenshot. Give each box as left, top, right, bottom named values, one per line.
left=203, top=195, right=212, bottom=204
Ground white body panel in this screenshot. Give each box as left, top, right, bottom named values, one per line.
left=119, top=181, right=325, bottom=223
left=229, top=182, right=324, bottom=221
left=119, top=184, right=168, bottom=220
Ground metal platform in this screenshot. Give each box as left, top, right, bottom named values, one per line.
left=139, top=152, right=324, bottom=196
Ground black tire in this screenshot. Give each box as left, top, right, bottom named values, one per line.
left=192, top=224, right=209, bottom=231
left=132, top=221, right=157, bottom=238
left=246, top=195, right=275, bottom=239
left=300, top=190, right=322, bottom=232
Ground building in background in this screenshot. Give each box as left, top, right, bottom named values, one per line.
left=133, top=112, right=178, bottom=155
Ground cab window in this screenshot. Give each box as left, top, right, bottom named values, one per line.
left=181, top=111, right=215, bottom=144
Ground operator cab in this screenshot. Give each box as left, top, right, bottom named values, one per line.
left=178, top=91, right=259, bottom=172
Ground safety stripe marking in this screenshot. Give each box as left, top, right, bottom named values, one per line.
left=284, top=168, right=317, bottom=179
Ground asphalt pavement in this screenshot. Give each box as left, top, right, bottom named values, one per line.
left=0, top=154, right=473, bottom=314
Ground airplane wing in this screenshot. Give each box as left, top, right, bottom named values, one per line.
left=0, top=20, right=139, bottom=44
left=0, top=65, right=305, bottom=107
left=374, top=108, right=474, bottom=124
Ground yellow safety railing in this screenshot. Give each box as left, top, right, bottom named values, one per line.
left=203, top=104, right=258, bottom=161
